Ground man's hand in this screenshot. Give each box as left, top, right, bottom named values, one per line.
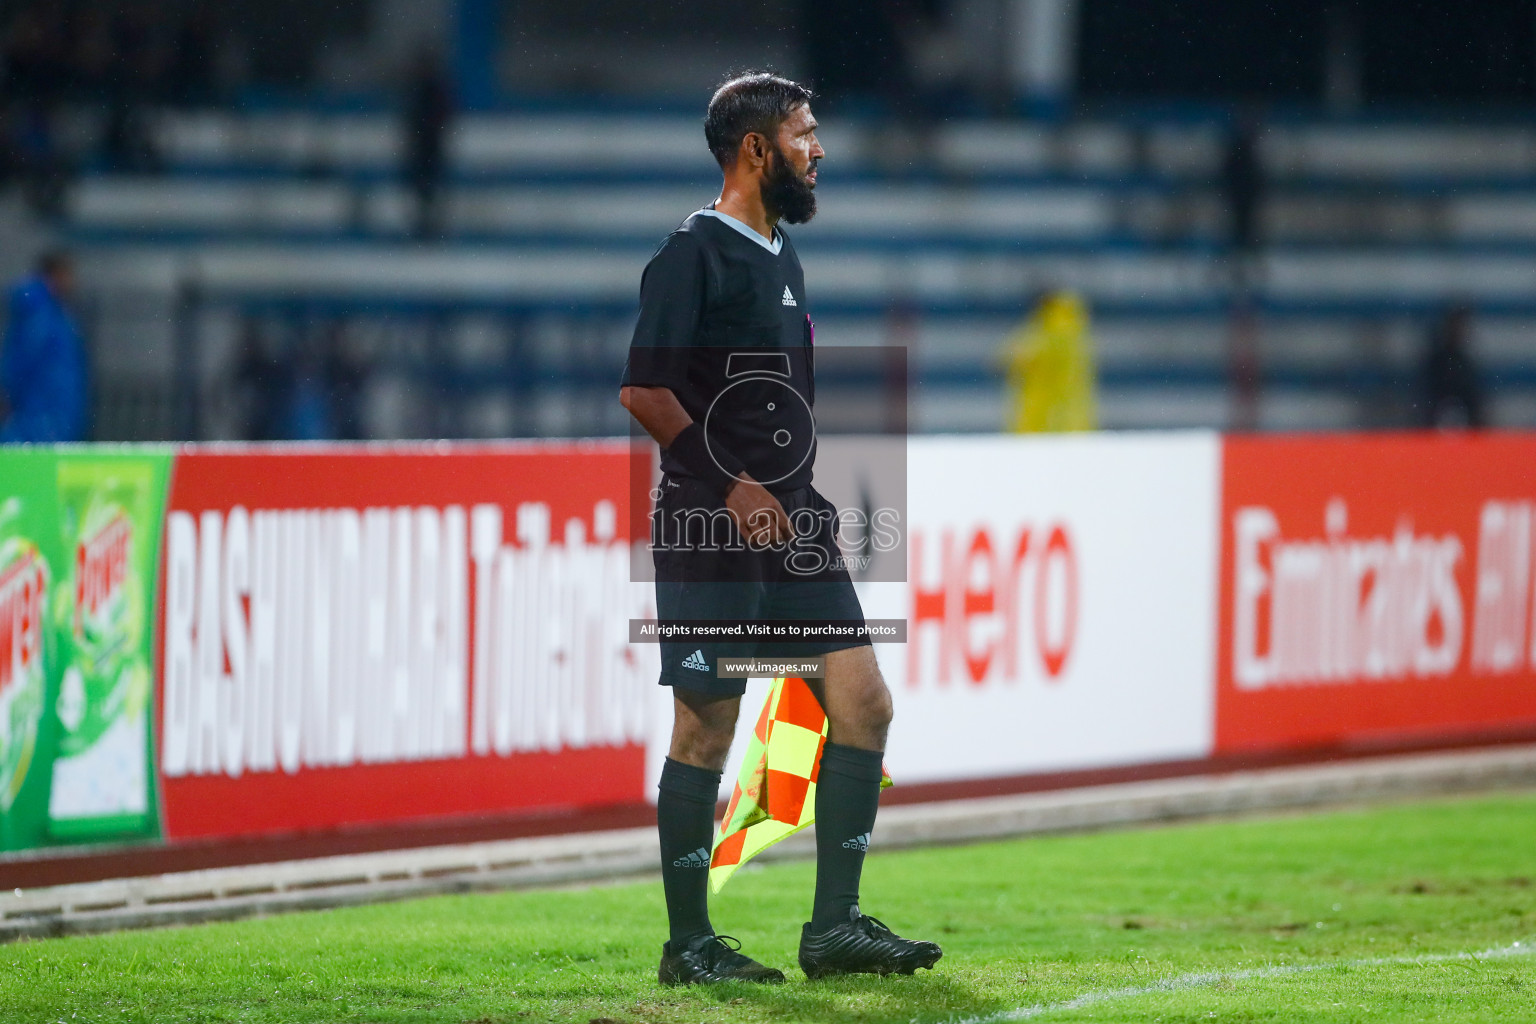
left=726, top=474, right=794, bottom=547
left=620, top=387, right=787, bottom=543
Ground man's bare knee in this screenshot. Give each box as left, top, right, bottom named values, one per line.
left=842, top=677, right=892, bottom=748
left=864, top=680, right=894, bottom=732
left=669, top=692, right=740, bottom=771
left=818, top=646, right=893, bottom=751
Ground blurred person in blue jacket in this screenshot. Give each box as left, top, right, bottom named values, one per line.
left=1, top=250, right=88, bottom=442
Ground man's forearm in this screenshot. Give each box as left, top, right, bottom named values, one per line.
left=619, top=385, right=693, bottom=448
left=620, top=384, right=752, bottom=498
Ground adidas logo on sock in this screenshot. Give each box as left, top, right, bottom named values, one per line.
left=841, top=832, right=871, bottom=852
left=682, top=650, right=709, bottom=672
left=781, top=286, right=797, bottom=307
left=672, top=846, right=711, bottom=868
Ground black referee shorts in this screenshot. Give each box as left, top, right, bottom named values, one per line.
left=652, top=475, right=869, bottom=697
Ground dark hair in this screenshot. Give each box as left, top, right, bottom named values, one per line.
left=704, top=72, right=812, bottom=169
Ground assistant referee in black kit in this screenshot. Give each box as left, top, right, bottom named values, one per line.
left=620, top=72, right=941, bottom=986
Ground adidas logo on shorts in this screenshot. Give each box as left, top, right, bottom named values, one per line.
left=842, top=832, right=871, bottom=852
left=672, top=846, right=711, bottom=868
left=682, top=650, right=709, bottom=672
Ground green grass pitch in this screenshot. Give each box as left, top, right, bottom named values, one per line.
left=4, top=791, right=1535, bottom=1023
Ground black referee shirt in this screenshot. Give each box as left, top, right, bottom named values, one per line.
left=622, top=207, right=816, bottom=493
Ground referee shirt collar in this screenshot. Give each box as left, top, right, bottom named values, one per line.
left=698, top=206, right=783, bottom=255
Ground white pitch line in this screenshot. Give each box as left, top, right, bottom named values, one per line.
left=945, top=938, right=1536, bottom=1024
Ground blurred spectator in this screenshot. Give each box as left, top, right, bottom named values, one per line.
left=232, top=319, right=371, bottom=441
left=286, top=343, right=334, bottom=440
left=0, top=251, right=89, bottom=442
left=1225, top=299, right=1262, bottom=431
left=1001, top=289, right=1097, bottom=433
left=1418, top=304, right=1486, bottom=429
left=232, top=319, right=288, bottom=441
left=323, top=324, right=369, bottom=440
left=1221, top=109, right=1265, bottom=285
left=404, top=49, right=454, bottom=240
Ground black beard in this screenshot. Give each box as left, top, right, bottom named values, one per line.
left=761, top=146, right=817, bottom=225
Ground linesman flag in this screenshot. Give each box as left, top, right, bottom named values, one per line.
left=709, top=676, right=892, bottom=894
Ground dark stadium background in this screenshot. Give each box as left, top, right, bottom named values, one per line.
left=5, top=0, right=1536, bottom=442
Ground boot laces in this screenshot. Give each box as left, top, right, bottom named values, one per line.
left=701, top=934, right=744, bottom=968
left=855, top=914, right=895, bottom=938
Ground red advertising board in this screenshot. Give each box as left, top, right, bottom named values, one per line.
left=154, top=443, right=652, bottom=841
left=1215, top=433, right=1536, bottom=754
left=0, top=429, right=1525, bottom=870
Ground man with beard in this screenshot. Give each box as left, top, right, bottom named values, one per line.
left=620, top=72, right=941, bottom=986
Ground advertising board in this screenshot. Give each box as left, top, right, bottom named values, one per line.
left=1216, top=433, right=1536, bottom=753
left=861, top=433, right=1223, bottom=782
left=7, top=432, right=1536, bottom=863
left=155, top=444, right=655, bottom=841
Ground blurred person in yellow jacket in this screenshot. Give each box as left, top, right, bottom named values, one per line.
left=1002, top=289, right=1097, bottom=432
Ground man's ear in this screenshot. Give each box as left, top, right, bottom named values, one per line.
left=741, top=132, right=767, bottom=168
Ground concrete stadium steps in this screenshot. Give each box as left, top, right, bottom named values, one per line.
left=73, top=240, right=1536, bottom=311
left=69, top=174, right=1536, bottom=248
left=1267, top=194, right=1536, bottom=245
left=61, top=109, right=1536, bottom=435
left=130, top=110, right=1536, bottom=183
left=1264, top=125, right=1536, bottom=182
left=67, top=179, right=1126, bottom=243
left=774, top=314, right=1536, bottom=432
left=64, top=113, right=1536, bottom=254
left=79, top=248, right=1536, bottom=439
left=140, top=111, right=1181, bottom=179
left=75, top=237, right=1536, bottom=436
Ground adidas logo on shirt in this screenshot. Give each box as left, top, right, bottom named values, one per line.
left=781, top=286, right=797, bottom=307
left=682, top=650, right=709, bottom=672
left=842, top=832, right=871, bottom=852
left=672, top=846, right=711, bottom=869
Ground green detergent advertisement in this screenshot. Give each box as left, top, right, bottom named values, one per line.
left=0, top=449, right=64, bottom=852
left=47, top=453, right=171, bottom=842
left=0, top=447, right=171, bottom=852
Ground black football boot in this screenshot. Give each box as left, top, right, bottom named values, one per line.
left=798, top=907, right=943, bottom=979
left=658, top=933, right=786, bottom=986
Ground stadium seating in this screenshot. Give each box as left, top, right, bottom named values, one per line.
left=64, top=109, right=1536, bottom=439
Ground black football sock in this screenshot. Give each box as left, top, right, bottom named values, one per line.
left=811, top=741, right=885, bottom=932
left=657, top=757, right=722, bottom=947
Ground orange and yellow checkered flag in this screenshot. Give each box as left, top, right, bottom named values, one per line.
left=708, top=676, right=892, bottom=894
